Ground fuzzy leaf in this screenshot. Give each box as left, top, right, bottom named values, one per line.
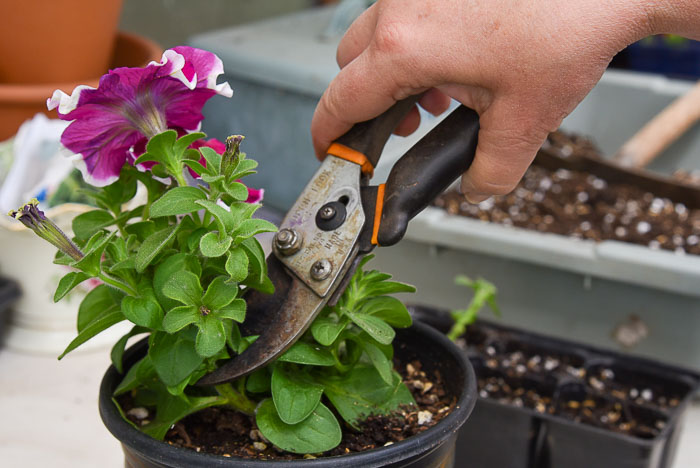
left=149, top=186, right=208, bottom=217
left=58, top=309, right=125, bottom=359
left=110, top=326, right=149, bottom=374
left=201, top=276, right=237, bottom=310
left=215, top=299, right=246, bottom=322
left=121, top=290, right=163, bottom=329
left=195, top=317, right=226, bottom=357
left=141, top=392, right=226, bottom=440
left=54, top=271, right=91, bottom=302
left=256, top=399, right=341, bottom=454
left=72, top=209, right=115, bottom=241
left=360, top=296, right=412, bottom=328
left=135, top=224, right=179, bottom=273
left=162, top=305, right=199, bottom=333
left=162, top=271, right=202, bottom=306
left=77, top=284, right=122, bottom=332
left=271, top=364, right=324, bottom=425
left=153, top=253, right=201, bottom=311
left=278, top=341, right=335, bottom=366
left=225, top=247, right=249, bottom=282
left=361, top=341, right=393, bottom=385
left=149, top=331, right=204, bottom=387
left=199, top=232, right=232, bottom=257
left=232, top=218, right=277, bottom=242
left=239, top=237, right=266, bottom=284
left=346, top=311, right=395, bottom=345
left=310, top=316, right=349, bottom=346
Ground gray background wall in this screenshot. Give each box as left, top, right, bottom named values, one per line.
left=119, top=0, right=314, bottom=49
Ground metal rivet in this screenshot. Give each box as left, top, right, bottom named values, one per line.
left=274, top=228, right=302, bottom=256
left=310, top=259, right=332, bottom=281
left=319, top=205, right=336, bottom=220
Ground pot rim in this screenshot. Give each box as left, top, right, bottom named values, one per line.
left=99, top=320, right=477, bottom=467
left=0, top=31, right=162, bottom=102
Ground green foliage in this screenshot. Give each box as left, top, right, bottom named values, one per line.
left=35, top=131, right=419, bottom=456
left=447, top=275, right=500, bottom=341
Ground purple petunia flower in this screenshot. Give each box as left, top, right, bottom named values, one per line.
left=47, top=46, right=233, bottom=186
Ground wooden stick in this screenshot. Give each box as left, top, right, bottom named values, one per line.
left=613, top=80, right=700, bottom=168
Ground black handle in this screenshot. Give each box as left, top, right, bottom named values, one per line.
left=334, top=95, right=422, bottom=168
left=377, top=105, right=479, bottom=246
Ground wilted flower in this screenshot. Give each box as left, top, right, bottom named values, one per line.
left=8, top=199, right=83, bottom=261
left=47, top=46, right=233, bottom=186
left=191, top=137, right=264, bottom=204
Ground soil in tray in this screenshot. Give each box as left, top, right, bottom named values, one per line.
left=118, top=360, right=455, bottom=460
left=463, top=323, right=681, bottom=439
left=434, top=131, right=700, bottom=255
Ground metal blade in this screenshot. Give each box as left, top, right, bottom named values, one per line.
left=197, top=266, right=326, bottom=385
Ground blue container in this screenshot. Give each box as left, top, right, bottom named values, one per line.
left=626, top=36, right=700, bottom=79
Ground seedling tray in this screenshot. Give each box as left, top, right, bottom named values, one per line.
left=409, top=305, right=700, bottom=468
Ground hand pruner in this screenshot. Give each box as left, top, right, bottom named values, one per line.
left=198, top=98, right=480, bottom=385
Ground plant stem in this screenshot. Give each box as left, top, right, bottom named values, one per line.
left=98, top=272, right=138, bottom=296
left=215, top=382, right=257, bottom=415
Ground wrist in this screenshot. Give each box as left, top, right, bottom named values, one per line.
left=636, top=0, right=700, bottom=39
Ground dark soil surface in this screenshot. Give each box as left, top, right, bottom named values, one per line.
left=434, top=131, right=700, bottom=255
left=460, top=322, right=687, bottom=439
left=119, top=360, right=455, bottom=460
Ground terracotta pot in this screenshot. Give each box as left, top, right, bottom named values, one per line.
left=0, top=0, right=124, bottom=84
left=0, top=31, right=162, bottom=141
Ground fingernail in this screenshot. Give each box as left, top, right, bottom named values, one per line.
left=463, top=192, right=489, bottom=204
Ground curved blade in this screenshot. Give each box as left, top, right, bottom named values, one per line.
left=197, top=257, right=327, bottom=385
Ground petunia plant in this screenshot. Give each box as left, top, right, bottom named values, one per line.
left=8, top=46, right=419, bottom=455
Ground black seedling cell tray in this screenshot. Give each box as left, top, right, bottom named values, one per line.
left=409, top=305, right=700, bottom=468
left=0, top=276, right=21, bottom=342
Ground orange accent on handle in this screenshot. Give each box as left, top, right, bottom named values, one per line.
left=371, top=183, right=386, bottom=245
left=327, top=142, right=374, bottom=177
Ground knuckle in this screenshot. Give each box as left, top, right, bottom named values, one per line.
left=372, top=20, right=411, bottom=57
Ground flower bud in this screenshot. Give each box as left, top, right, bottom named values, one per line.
left=221, top=135, right=244, bottom=180
left=8, top=199, right=84, bottom=261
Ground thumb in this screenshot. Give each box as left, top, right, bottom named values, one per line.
left=459, top=99, right=550, bottom=202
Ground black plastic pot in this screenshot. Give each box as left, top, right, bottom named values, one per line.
left=99, top=321, right=477, bottom=468
left=0, top=276, right=21, bottom=341
left=409, top=305, right=700, bottom=468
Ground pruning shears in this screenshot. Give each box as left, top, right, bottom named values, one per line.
left=198, top=97, right=480, bottom=385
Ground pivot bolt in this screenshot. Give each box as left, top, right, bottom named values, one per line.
left=319, top=205, right=336, bottom=220
left=310, top=259, right=332, bottom=281
left=274, top=228, right=302, bottom=256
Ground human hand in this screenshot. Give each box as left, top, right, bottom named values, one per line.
left=311, top=0, right=662, bottom=202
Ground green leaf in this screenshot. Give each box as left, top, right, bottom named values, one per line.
left=77, top=284, right=122, bottom=332
left=360, top=296, right=413, bottom=328
left=162, top=270, right=203, bottom=306
left=54, top=271, right=91, bottom=302
left=125, top=221, right=156, bottom=242
left=134, top=130, right=177, bottom=166
left=272, top=364, right=324, bottom=425
left=346, top=311, right=395, bottom=345
left=72, top=209, right=115, bottom=241
left=73, top=231, right=116, bottom=276
left=215, top=298, right=246, bottom=322
left=110, top=326, right=149, bottom=374
left=149, top=331, right=204, bottom=387
left=174, top=132, right=206, bottom=155
left=162, top=305, right=199, bottom=333
left=239, top=237, right=266, bottom=284
left=223, top=181, right=249, bottom=200
left=121, top=291, right=164, bottom=329
left=114, top=355, right=156, bottom=396
left=153, top=253, right=201, bottom=311
left=58, top=310, right=125, bottom=359
left=310, top=316, right=349, bottom=346
left=195, top=316, right=226, bottom=357
left=149, top=186, right=208, bottom=217
left=363, top=280, right=416, bottom=297
left=199, top=232, right=232, bottom=257
left=361, top=341, right=393, bottom=385
left=141, top=392, right=226, bottom=440
left=320, top=366, right=415, bottom=428
left=229, top=159, right=258, bottom=180
left=232, top=218, right=277, bottom=242
left=199, top=146, right=222, bottom=174
left=201, top=276, right=237, bottom=309
left=278, top=341, right=335, bottom=366
left=225, top=247, right=249, bottom=282
left=195, top=199, right=235, bottom=233
left=256, top=399, right=341, bottom=454
left=246, top=368, right=271, bottom=393
left=135, top=224, right=180, bottom=273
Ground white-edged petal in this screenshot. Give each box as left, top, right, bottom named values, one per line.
left=47, top=85, right=96, bottom=115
